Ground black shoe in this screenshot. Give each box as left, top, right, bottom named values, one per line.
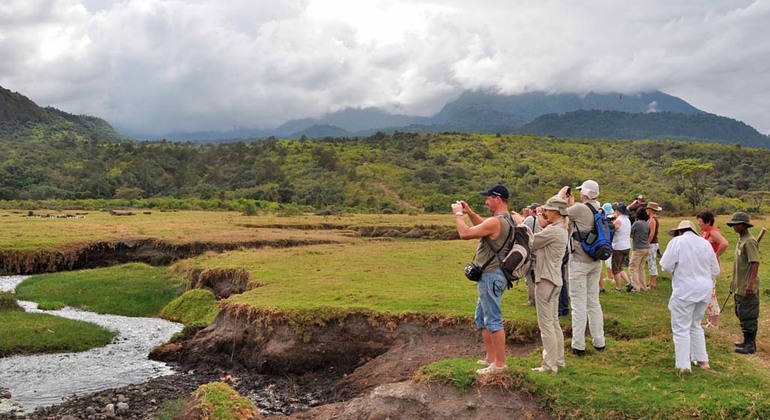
left=735, top=341, right=747, bottom=348
left=571, top=348, right=586, bottom=357
left=593, top=345, right=606, bottom=352
left=735, top=343, right=756, bottom=354
left=600, top=288, right=606, bottom=293
left=625, top=283, right=634, bottom=292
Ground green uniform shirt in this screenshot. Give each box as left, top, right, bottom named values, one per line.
left=731, top=231, right=760, bottom=295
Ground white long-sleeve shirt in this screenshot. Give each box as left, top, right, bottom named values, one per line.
left=660, top=231, right=720, bottom=302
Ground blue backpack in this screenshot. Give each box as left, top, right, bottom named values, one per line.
left=573, top=203, right=613, bottom=260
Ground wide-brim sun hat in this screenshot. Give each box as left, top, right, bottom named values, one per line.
left=726, top=211, right=753, bottom=227
left=646, top=202, right=663, bottom=212
left=668, top=220, right=698, bottom=236
left=541, top=195, right=569, bottom=216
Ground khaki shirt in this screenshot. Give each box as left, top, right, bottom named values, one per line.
left=532, top=222, right=568, bottom=286
left=730, top=231, right=760, bottom=295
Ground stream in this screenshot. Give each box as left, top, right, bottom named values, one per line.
left=0, top=276, right=184, bottom=414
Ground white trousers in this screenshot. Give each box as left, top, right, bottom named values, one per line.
left=647, top=243, right=659, bottom=276
left=668, top=297, right=709, bottom=369
left=568, top=259, right=605, bottom=350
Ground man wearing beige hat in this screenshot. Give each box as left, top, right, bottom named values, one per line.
left=660, top=220, right=720, bottom=371
left=559, top=180, right=606, bottom=356
left=645, top=202, right=663, bottom=288
left=727, top=212, right=761, bottom=355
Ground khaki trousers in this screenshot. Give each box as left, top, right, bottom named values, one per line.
left=536, top=279, right=565, bottom=372
left=629, top=249, right=649, bottom=291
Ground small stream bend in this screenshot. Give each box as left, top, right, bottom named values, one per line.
left=0, top=276, right=183, bottom=414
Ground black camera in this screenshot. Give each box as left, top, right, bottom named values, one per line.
left=465, top=262, right=482, bottom=282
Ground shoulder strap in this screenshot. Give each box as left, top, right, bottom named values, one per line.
left=481, top=214, right=514, bottom=269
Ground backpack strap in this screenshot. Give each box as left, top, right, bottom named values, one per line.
left=570, top=202, right=597, bottom=254
left=481, top=214, right=514, bottom=270
left=482, top=215, right=517, bottom=289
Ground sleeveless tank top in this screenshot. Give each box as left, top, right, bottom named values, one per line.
left=474, top=213, right=513, bottom=272
left=612, top=215, right=631, bottom=251
left=650, top=216, right=659, bottom=244
left=701, top=226, right=722, bottom=262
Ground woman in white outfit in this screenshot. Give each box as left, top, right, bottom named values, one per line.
left=660, top=220, right=720, bottom=372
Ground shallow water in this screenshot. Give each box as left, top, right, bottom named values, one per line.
left=0, top=276, right=184, bottom=413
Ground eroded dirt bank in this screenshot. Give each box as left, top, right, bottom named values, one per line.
left=0, top=238, right=339, bottom=275
left=148, top=304, right=546, bottom=419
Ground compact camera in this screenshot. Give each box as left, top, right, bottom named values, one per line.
left=464, top=262, right=482, bottom=282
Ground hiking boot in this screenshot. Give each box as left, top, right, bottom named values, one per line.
left=571, top=348, right=585, bottom=357
left=593, top=345, right=606, bottom=352
left=735, top=342, right=756, bottom=354
left=625, top=283, right=634, bottom=292
left=735, top=332, right=752, bottom=348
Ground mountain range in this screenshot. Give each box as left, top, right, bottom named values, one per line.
left=150, top=90, right=769, bottom=148
left=2, top=85, right=768, bottom=148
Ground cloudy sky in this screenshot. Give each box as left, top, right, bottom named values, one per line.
left=1, top=0, right=769, bottom=136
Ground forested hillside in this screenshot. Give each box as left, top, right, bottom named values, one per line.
left=0, top=86, right=125, bottom=143
left=519, top=110, right=770, bottom=148
left=2, top=131, right=769, bottom=215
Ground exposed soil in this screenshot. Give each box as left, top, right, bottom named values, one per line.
left=0, top=238, right=343, bottom=275
left=5, top=320, right=544, bottom=420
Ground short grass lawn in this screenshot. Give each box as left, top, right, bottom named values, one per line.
left=0, top=310, right=116, bottom=356
left=15, top=263, right=186, bottom=317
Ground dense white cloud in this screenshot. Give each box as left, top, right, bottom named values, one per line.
left=1, top=0, right=768, bottom=135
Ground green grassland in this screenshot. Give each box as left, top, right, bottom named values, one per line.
left=3, top=211, right=770, bottom=417
left=0, top=209, right=448, bottom=251
left=0, top=297, right=116, bottom=356
left=14, top=263, right=185, bottom=316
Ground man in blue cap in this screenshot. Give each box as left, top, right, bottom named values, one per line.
left=452, top=183, right=512, bottom=375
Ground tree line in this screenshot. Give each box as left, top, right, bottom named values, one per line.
left=2, top=131, right=769, bottom=214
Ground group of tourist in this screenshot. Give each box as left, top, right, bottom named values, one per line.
left=452, top=181, right=761, bottom=375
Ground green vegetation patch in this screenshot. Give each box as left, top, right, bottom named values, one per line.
left=0, top=310, right=116, bottom=356
left=15, top=263, right=185, bottom=317
left=160, top=289, right=220, bottom=327
left=417, top=336, right=770, bottom=419
left=183, top=381, right=257, bottom=420
left=0, top=291, right=22, bottom=311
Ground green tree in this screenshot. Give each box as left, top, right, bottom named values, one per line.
left=663, top=158, right=715, bottom=212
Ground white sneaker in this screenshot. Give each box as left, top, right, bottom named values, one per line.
left=476, top=359, right=492, bottom=366
left=476, top=364, right=507, bottom=375
left=531, top=367, right=556, bottom=373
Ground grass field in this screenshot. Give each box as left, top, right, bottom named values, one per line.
left=15, top=263, right=186, bottom=316
left=0, top=209, right=449, bottom=251
left=3, top=210, right=770, bottom=417
left=0, top=308, right=116, bottom=356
